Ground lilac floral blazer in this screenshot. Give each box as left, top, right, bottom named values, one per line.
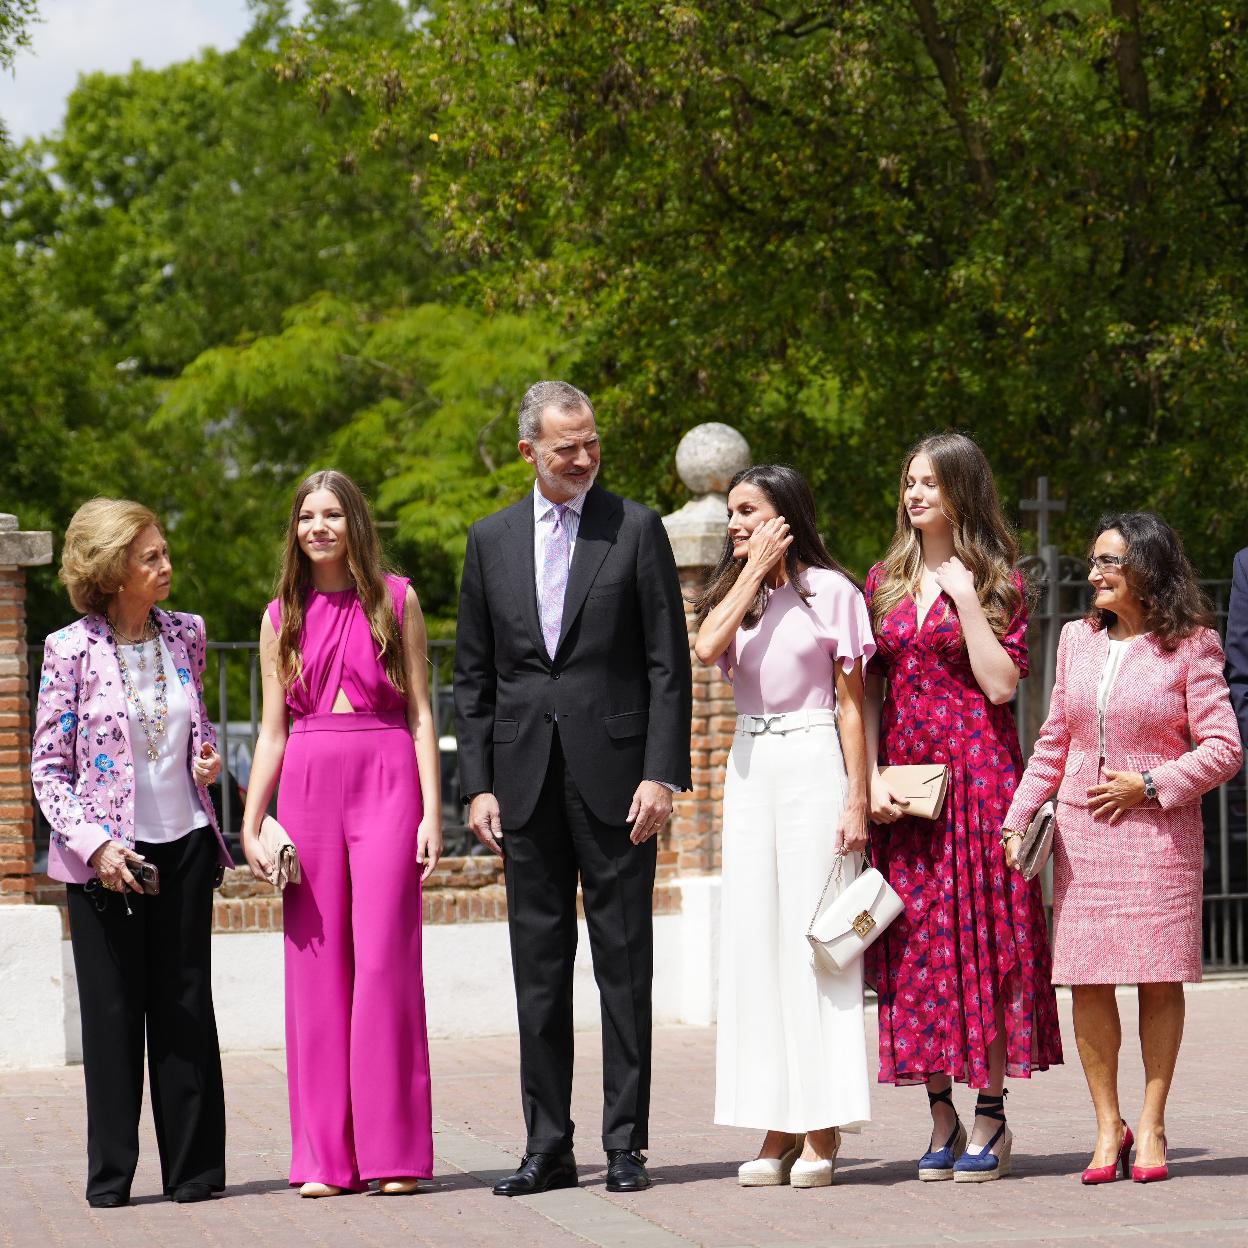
left=31, top=609, right=234, bottom=884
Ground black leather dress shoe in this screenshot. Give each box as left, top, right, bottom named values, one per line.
left=171, top=1182, right=215, bottom=1204
left=87, top=1193, right=128, bottom=1208
left=493, top=1152, right=578, bottom=1197
left=605, top=1150, right=651, bottom=1192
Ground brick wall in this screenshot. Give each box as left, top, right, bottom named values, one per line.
left=0, top=568, right=35, bottom=904
left=206, top=857, right=681, bottom=934
left=662, top=567, right=733, bottom=876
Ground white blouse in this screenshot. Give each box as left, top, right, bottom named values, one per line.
left=1096, top=636, right=1135, bottom=759
left=121, top=637, right=209, bottom=843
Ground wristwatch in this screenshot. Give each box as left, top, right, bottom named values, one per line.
left=1141, top=769, right=1157, bottom=802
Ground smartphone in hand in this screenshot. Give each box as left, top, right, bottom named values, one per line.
left=130, top=861, right=160, bottom=895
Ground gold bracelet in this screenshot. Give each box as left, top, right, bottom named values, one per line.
left=999, top=831, right=1020, bottom=848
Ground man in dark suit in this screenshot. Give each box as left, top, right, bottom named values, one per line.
left=454, top=380, right=692, bottom=1196
left=1226, top=546, right=1248, bottom=747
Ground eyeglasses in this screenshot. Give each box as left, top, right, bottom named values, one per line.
left=1088, top=555, right=1126, bottom=573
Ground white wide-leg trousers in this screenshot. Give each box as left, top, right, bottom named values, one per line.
left=714, top=720, right=872, bottom=1132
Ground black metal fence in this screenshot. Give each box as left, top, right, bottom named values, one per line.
left=26, top=637, right=474, bottom=866
left=25, top=573, right=1248, bottom=967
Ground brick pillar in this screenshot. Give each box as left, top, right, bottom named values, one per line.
left=0, top=515, right=53, bottom=903
left=663, top=567, right=736, bottom=875
left=659, top=422, right=751, bottom=881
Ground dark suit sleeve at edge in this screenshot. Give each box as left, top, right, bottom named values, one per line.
left=636, top=507, right=693, bottom=789
left=453, top=524, right=498, bottom=798
left=1225, top=548, right=1248, bottom=748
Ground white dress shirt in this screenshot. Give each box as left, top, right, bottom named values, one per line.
left=532, top=482, right=587, bottom=606
left=527, top=480, right=679, bottom=795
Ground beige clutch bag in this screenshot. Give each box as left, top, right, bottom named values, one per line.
left=258, top=815, right=301, bottom=890
left=1016, top=800, right=1056, bottom=881
left=878, top=764, right=950, bottom=821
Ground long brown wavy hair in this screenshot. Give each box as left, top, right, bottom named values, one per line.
left=1086, top=511, right=1212, bottom=651
left=870, top=432, right=1025, bottom=638
left=694, top=464, right=857, bottom=629
left=274, top=470, right=406, bottom=695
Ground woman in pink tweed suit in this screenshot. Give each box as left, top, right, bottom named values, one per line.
left=1003, top=511, right=1241, bottom=1186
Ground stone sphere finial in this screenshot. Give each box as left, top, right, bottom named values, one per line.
left=675, top=423, right=750, bottom=497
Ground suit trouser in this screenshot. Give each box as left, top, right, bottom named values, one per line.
left=66, top=827, right=226, bottom=1202
left=503, top=727, right=657, bottom=1154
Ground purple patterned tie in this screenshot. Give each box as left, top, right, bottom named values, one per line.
left=540, top=503, right=570, bottom=658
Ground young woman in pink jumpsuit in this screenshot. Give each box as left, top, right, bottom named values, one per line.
left=240, top=470, right=442, bottom=1197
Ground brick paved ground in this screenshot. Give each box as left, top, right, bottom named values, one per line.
left=2, top=984, right=1247, bottom=1247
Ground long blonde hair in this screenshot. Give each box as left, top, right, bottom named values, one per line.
left=871, top=433, right=1024, bottom=637
left=275, top=470, right=406, bottom=695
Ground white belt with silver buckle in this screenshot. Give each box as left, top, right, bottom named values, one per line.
left=735, top=709, right=839, bottom=736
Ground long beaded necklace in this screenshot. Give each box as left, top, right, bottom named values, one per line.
left=108, top=612, right=168, bottom=761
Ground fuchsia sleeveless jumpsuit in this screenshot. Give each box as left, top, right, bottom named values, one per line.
left=268, top=575, right=433, bottom=1189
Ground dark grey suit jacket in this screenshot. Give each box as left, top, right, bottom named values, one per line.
left=1226, top=547, right=1248, bottom=748
left=453, top=483, right=693, bottom=830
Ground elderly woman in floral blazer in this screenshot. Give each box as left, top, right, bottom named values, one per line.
left=32, top=498, right=234, bottom=1209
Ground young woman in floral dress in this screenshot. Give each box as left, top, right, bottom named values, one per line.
left=864, top=433, right=1062, bottom=1183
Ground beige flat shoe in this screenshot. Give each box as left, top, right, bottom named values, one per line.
left=379, top=1177, right=420, bottom=1195
left=299, top=1181, right=344, bottom=1198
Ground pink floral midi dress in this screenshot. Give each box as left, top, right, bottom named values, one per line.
left=863, top=565, right=1063, bottom=1088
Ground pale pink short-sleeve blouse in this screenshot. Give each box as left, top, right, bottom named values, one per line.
left=719, top=566, right=875, bottom=715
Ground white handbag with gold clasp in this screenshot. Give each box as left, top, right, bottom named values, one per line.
left=806, top=852, right=904, bottom=974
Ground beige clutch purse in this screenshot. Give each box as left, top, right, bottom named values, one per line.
left=1016, top=800, right=1056, bottom=881
left=878, top=764, right=950, bottom=821
left=258, top=815, right=301, bottom=890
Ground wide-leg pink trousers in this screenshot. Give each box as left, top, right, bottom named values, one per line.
left=279, top=711, right=433, bottom=1189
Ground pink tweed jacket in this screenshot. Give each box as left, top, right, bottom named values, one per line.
left=31, top=610, right=234, bottom=884
left=1005, top=619, right=1242, bottom=831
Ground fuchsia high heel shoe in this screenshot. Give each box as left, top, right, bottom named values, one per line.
left=1080, top=1122, right=1133, bottom=1185
left=1131, top=1134, right=1168, bottom=1183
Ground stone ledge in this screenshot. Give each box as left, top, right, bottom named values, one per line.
left=208, top=877, right=683, bottom=931
left=217, top=856, right=502, bottom=900
left=0, top=531, right=52, bottom=568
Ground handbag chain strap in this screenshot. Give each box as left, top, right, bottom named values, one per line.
left=805, top=848, right=847, bottom=938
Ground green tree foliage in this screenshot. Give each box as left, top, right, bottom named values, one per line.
left=300, top=0, right=1248, bottom=575
left=0, top=0, right=461, bottom=640
left=0, top=0, right=37, bottom=72
left=152, top=295, right=572, bottom=635
left=8, top=0, right=1248, bottom=663
left=6, top=0, right=432, bottom=377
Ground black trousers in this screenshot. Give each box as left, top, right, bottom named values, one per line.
left=66, top=827, right=226, bottom=1202
left=503, top=728, right=657, bottom=1154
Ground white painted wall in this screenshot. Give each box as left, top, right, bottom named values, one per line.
left=27, top=877, right=723, bottom=1066
left=0, top=906, right=67, bottom=1070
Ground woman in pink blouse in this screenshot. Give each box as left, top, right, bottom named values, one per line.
left=1002, top=512, right=1241, bottom=1184
left=865, top=433, right=1061, bottom=1183
left=694, top=464, right=874, bottom=1189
